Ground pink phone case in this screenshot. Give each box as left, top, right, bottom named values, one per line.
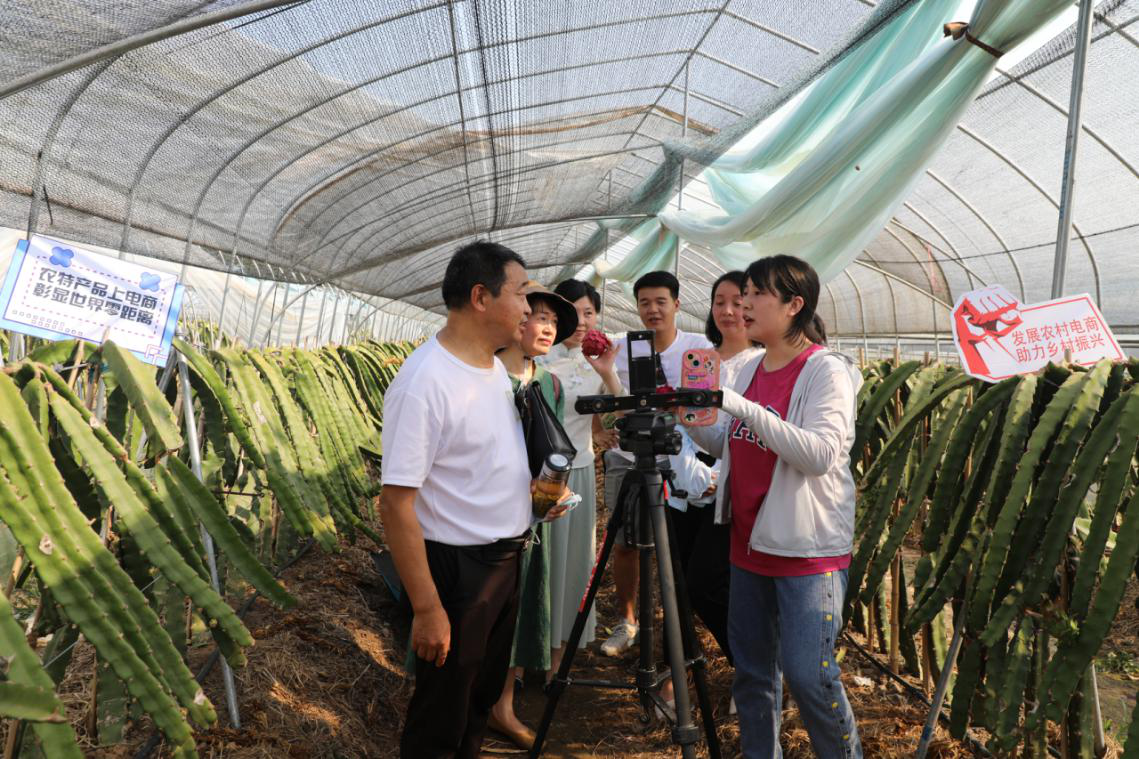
left=680, top=349, right=720, bottom=426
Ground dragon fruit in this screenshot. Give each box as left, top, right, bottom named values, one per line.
left=581, top=329, right=612, bottom=358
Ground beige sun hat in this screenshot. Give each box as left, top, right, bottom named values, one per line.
left=521, top=281, right=579, bottom=345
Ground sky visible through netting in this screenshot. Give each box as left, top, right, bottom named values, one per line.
left=0, top=0, right=1136, bottom=353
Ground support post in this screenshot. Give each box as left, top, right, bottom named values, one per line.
left=1050, top=0, right=1094, bottom=300
left=674, top=59, right=689, bottom=278
left=263, top=272, right=281, bottom=348
left=889, top=383, right=902, bottom=674
left=293, top=282, right=309, bottom=347
left=214, top=249, right=241, bottom=349
left=339, top=296, right=353, bottom=344
left=326, top=291, right=339, bottom=345
left=177, top=350, right=241, bottom=728
left=915, top=578, right=969, bottom=759
left=245, top=274, right=266, bottom=348
left=274, top=281, right=289, bottom=347
left=600, top=172, right=612, bottom=328
left=314, top=287, right=330, bottom=345
left=1088, top=663, right=1107, bottom=757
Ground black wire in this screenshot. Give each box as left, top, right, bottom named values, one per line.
left=840, top=632, right=992, bottom=757
left=841, top=632, right=1062, bottom=759
left=864, top=220, right=1139, bottom=265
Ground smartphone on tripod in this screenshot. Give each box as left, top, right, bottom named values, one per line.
left=531, top=331, right=723, bottom=759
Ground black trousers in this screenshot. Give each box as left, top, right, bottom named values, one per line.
left=400, top=538, right=523, bottom=759
left=666, top=504, right=733, bottom=665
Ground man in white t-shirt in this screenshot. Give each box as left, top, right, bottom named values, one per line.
left=586, top=271, right=711, bottom=661
left=381, top=241, right=562, bottom=758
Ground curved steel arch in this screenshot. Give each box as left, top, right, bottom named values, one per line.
left=882, top=226, right=953, bottom=340
left=322, top=153, right=656, bottom=275
left=263, top=88, right=668, bottom=267
left=897, top=202, right=988, bottom=290
left=346, top=205, right=601, bottom=294
left=346, top=296, right=440, bottom=347
left=302, top=106, right=670, bottom=256
left=216, top=84, right=666, bottom=274
left=118, top=1, right=451, bottom=253
left=332, top=176, right=644, bottom=289
left=856, top=248, right=901, bottom=347
left=886, top=217, right=978, bottom=303
left=922, top=169, right=1027, bottom=299
left=884, top=220, right=969, bottom=296
left=993, top=68, right=1139, bottom=183
left=840, top=269, right=869, bottom=353
left=882, top=219, right=958, bottom=295
left=575, top=0, right=734, bottom=252
left=297, top=122, right=652, bottom=270
left=258, top=217, right=594, bottom=339
left=25, top=60, right=117, bottom=239
left=260, top=5, right=734, bottom=247
left=299, top=152, right=665, bottom=287
left=257, top=210, right=651, bottom=339
left=955, top=123, right=1102, bottom=304
left=823, top=282, right=841, bottom=338
left=853, top=259, right=953, bottom=311
left=175, top=36, right=679, bottom=266
left=206, top=43, right=693, bottom=266
left=0, top=0, right=303, bottom=101
left=897, top=205, right=979, bottom=288
left=677, top=245, right=728, bottom=284
left=380, top=223, right=589, bottom=302
left=882, top=225, right=958, bottom=314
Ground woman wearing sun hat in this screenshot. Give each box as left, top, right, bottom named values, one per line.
left=488, top=281, right=579, bottom=749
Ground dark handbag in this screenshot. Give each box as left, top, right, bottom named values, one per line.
left=515, top=379, right=577, bottom=478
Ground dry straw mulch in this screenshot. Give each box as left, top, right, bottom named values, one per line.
left=30, top=516, right=1136, bottom=757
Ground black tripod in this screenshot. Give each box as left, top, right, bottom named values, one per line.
left=530, top=411, right=721, bottom=759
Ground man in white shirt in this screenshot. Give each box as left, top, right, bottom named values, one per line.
left=587, top=271, right=712, bottom=659
left=380, top=241, right=544, bottom=758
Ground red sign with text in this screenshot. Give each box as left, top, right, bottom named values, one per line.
left=951, top=285, right=1122, bottom=382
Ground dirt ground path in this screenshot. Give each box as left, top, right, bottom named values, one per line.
left=84, top=504, right=1135, bottom=757
left=123, top=535, right=979, bottom=759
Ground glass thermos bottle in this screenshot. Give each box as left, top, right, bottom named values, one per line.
left=532, top=452, right=571, bottom=518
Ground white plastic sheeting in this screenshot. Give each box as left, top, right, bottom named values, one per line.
left=0, top=1, right=1136, bottom=345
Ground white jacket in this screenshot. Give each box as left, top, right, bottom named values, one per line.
left=666, top=433, right=716, bottom=512
left=687, top=348, right=862, bottom=559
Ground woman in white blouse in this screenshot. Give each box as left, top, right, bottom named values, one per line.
left=538, top=279, right=617, bottom=680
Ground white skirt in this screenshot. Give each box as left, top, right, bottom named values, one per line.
left=547, top=464, right=598, bottom=648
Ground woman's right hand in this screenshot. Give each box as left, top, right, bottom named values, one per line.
left=583, top=340, right=620, bottom=378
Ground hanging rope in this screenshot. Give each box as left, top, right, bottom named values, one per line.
left=943, top=22, right=1005, bottom=58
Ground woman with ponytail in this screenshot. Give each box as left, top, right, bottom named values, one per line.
left=683, top=255, right=863, bottom=758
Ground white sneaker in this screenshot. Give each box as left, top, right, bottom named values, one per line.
left=600, top=622, right=638, bottom=657
left=654, top=697, right=677, bottom=723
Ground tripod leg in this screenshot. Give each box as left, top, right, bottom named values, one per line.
left=636, top=531, right=657, bottom=722
left=664, top=510, right=722, bottom=759
left=644, top=477, right=700, bottom=759
left=530, top=488, right=625, bottom=757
